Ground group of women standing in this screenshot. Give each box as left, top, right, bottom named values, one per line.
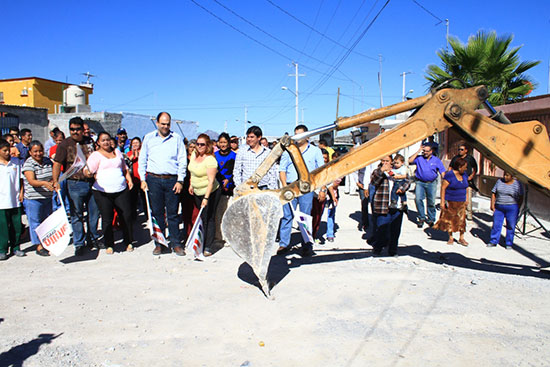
left=434, top=158, right=524, bottom=249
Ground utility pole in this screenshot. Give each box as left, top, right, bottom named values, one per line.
left=400, top=71, right=412, bottom=101
left=445, top=19, right=450, bottom=51
left=288, top=62, right=305, bottom=126
left=378, top=54, right=384, bottom=107
left=301, top=108, right=305, bottom=124
left=336, top=87, right=340, bottom=120
left=244, top=105, right=248, bottom=137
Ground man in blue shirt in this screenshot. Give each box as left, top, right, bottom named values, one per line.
left=139, top=112, right=187, bottom=256
left=16, top=128, right=32, bottom=162
left=408, top=144, right=446, bottom=228
left=278, top=125, right=325, bottom=257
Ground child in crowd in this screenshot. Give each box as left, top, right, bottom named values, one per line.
left=390, top=154, right=408, bottom=210
left=0, top=139, right=24, bottom=260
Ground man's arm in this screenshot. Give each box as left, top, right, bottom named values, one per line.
left=408, top=148, right=421, bottom=165
left=138, top=135, right=149, bottom=191
left=233, top=151, right=243, bottom=186
left=469, top=156, right=478, bottom=181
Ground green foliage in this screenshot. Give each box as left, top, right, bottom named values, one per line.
left=426, top=31, right=540, bottom=105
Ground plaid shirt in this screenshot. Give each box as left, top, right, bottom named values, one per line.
left=371, top=168, right=411, bottom=215
left=233, top=145, right=278, bottom=189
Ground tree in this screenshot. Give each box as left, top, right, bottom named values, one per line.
left=425, top=31, right=540, bottom=106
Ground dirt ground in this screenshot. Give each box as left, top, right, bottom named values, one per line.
left=1, top=192, right=549, bottom=366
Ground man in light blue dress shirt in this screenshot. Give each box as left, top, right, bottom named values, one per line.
left=277, top=125, right=325, bottom=257
left=139, top=112, right=187, bottom=256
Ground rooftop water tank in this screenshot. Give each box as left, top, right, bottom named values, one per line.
left=63, top=85, right=86, bottom=106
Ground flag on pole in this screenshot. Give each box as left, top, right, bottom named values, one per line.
left=289, top=204, right=314, bottom=244
left=185, top=207, right=205, bottom=260
left=59, top=144, right=88, bottom=182
left=144, top=190, right=167, bottom=246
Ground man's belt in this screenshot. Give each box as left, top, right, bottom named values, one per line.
left=147, top=172, right=177, bottom=179
left=415, top=177, right=436, bottom=183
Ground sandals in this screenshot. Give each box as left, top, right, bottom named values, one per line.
left=106, top=247, right=114, bottom=254
left=458, top=239, right=469, bottom=247
left=126, top=244, right=134, bottom=252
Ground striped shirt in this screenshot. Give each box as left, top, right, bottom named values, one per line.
left=492, top=179, right=523, bottom=205
left=233, top=145, right=278, bottom=189
left=22, top=157, right=54, bottom=200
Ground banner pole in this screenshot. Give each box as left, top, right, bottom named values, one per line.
left=144, top=189, right=154, bottom=236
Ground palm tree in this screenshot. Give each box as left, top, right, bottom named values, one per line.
left=426, top=31, right=540, bottom=106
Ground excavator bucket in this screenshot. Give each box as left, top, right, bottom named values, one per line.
left=221, top=192, right=283, bottom=296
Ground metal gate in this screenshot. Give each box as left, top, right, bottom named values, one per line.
left=0, top=115, right=19, bottom=135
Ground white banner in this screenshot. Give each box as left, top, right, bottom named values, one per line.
left=35, top=191, right=72, bottom=256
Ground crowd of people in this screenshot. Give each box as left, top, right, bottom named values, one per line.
left=0, top=113, right=524, bottom=260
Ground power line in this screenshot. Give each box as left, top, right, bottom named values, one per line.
left=303, top=0, right=392, bottom=102
left=264, top=0, right=377, bottom=61
left=189, top=0, right=356, bottom=83
left=210, top=0, right=361, bottom=85
left=411, top=0, right=444, bottom=24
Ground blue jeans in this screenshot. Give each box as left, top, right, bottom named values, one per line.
left=326, top=202, right=336, bottom=238
left=279, top=192, right=314, bottom=248
left=53, top=180, right=70, bottom=215
left=414, top=180, right=437, bottom=223
left=490, top=204, right=519, bottom=247
left=373, top=209, right=403, bottom=255
left=67, top=180, right=100, bottom=248
left=146, top=175, right=182, bottom=248
left=23, top=198, right=53, bottom=246
left=391, top=179, right=407, bottom=204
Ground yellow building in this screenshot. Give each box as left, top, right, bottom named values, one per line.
left=0, top=77, right=93, bottom=114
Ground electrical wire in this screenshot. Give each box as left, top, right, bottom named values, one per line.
left=264, top=0, right=377, bottom=61
left=411, top=0, right=444, bottom=25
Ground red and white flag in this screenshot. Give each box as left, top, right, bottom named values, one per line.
left=35, top=191, right=73, bottom=256
left=144, top=191, right=167, bottom=246
left=185, top=207, right=205, bottom=260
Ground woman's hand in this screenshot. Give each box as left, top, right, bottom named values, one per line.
left=222, top=179, right=229, bottom=190
left=127, top=180, right=134, bottom=190
left=83, top=167, right=93, bottom=178
left=189, top=186, right=194, bottom=195
left=333, top=198, right=339, bottom=207
left=201, top=198, right=208, bottom=208
left=490, top=203, right=495, bottom=211
left=42, top=181, right=54, bottom=192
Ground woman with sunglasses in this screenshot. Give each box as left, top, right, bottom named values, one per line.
left=84, top=132, right=134, bottom=254
left=188, top=134, right=220, bottom=256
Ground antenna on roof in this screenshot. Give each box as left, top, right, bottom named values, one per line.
left=80, top=72, right=96, bottom=88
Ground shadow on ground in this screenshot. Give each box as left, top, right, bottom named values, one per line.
left=0, top=333, right=62, bottom=367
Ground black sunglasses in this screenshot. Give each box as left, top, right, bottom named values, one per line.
left=70, top=127, right=83, bottom=132
left=196, top=143, right=206, bottom=147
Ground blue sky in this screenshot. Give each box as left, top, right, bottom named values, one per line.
left=4, top=0, right=550, bottom=138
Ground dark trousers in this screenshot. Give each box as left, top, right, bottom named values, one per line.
left=146, top=175, right=182, bottom=248
left=192, top=188, right=221, bottom=251
left=358, top=189, right=369, bottom=231
left=0, top=207, right=22, bottom=254
left=129, top=180, right=145, bottom=220
left=373, top=208, right=403, bottom=255
left=93, top=189, right=133, bottom=248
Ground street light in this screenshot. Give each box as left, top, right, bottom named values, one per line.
left=281, top=86, right=298, bottom=126
left=404, top=89, right=414, bottom=100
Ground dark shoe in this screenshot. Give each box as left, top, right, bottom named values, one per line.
left=36, top=248, right=50, bottom=257
left=152, top=245, right=162, bottom=256
left=301, top=243, right=315, bottom=257
left=506, top=245, right=513, bottom=250
left=372, top=248, right=382, bottom=256
left=417, top=220, right=424, bottom=228
left=486, top=242, right=497, bottom=248
left=327, top=237, right=334, bottom=242
left=14, top=250, right=26, bottom=257
left=173, top=246, right=186, bottom=256
left=426, top=221, right=435, bottom=228
left=74, top=246, right=85, bottom=256
left=276, top=246, right=290, bottom=256
left=0, top=253, right=7, bottom=261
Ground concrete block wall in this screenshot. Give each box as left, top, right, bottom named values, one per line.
left=0, top=105, right=48, bottom=143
